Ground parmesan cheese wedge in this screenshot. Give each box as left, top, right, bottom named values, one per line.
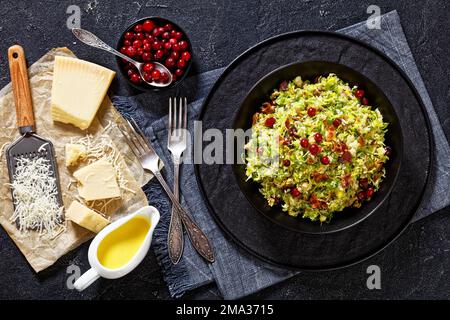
left=65, top=143, right=87, bottom=167
left=66, top=200, right=109, bottom=233
left=51, top=56, right=115, bottom=130
left=73, top=158, right=121, bottom=201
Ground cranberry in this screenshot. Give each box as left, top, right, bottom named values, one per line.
left=162, top=31, right=170, bottom=39
left=142, top=20, right=155, bottom=32
left=136, top=47, right=144, bottom=57
left=134, top=24, right=143, bottom=32
left=357, top=191, right=366, bottom=201
left=172, top=43, right=181, bottom=51
left=164, top=42, right=172, bottom=50
left=164, top=23, right=173, bottom=31
left=155, top=49, right=164, bottom=60
left=355, top=89, right=365, bottom=99
left=361, top=97, right=369, bottom=105
left=320, top=156, right=330, bottom=165
left=182, top=51, right=191, bottom=61
left=127, top=69, right=135, bottom=77
left=143, top=63, right=155, bottom=73
left=171, top=74, right=177, bottom=82
left=366, top=187, right=374, bottom=198
left=130, top=73, right=141, bottom=83
left=152, top=28, right=161, bottom=37
left=123, top=62, right=134, bottom=71
left=152, top=40, right=162, bottom=50
left=342, top=151, right=352, bottom=163
left=157, top=27, right=165, bottom=34
left=283, top=159, right=291, bottom=167
left=169, top=38, right=178, bottom=45
left=307, top=107, right=316, bottom=117
left=178, top=40, right=188, bottom=50
left=170, top=30, right=177, bottom=37
left=124, top=32, right=134, bottom=40
left=291, top=188, right=301, bottom=198
left=385, top=146, right=392, bottom=156
left=174, top=31, right=183, bottom=39
left=142, top=72, right=152, bottom=82
left=359, top=178, right=369, bottom=190
left=165, top=57, right=176, bottom=68
left=120, top=46, right=128, bottom=54
left=314, top=133, right=323, bottom=143
left=151, top=69, right=161, bottom=80
left=171, top=51, right=180, bottom=60
left=132, top=39, right=142, bottom=48
left=333, top=118, right=341, bottom=128
left=160, top=72, right=170, bottom=84
left=145, top=34, right=154, bottom=41
left=177, top=59, right=186, bottom=69
left=135, top=32, right=145, bottom=40
left=142, top=52, right=152, bottom=62
left=309, top=144, right=319, bottom=155
left=265, top=117, right=276, bottom=127
left=143, top=42, right=152, bottom=51
left=123, top=39, right=132, bottom=46
left=300, top=138, right=309, bottom=148
left=126, top=46, right=136, bottom=57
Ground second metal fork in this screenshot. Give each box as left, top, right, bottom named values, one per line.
left=167, top=97, right=187, bottom=264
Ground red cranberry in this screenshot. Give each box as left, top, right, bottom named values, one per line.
left=333, top=118, right=341, bottom=128
left=174, top=31, right=183, bottom=39
left=169, top=38, right=177, bottom=45
left=171, top=74, right=177, bottom=82
left=123, top=39, right=132, bottom=46
left=151, top=69, right=161, bottom=80
left=120, top=46, right=128, bottom=54
left=152, top=40, right=162, bottom=50
left=136, top=47, right=144, bottom=57
left=164, top=23, right=173, bottom=31
left=162, top=31, right=170, bottom=39
left=132, top=39, right=142, bottom=48
left=134, top=24, right=143, bottom=32
left=124, top=32, right=134, bottom=40
left=142, top=52, right=152, bottom=62
left=160, top=72, right=170, bottom=83
left=135, top=32, right=145, bottom=40
left=182, top=51, right=191, bottom=61
left=177, top=59, right=186, bottom=69
left=320, top=156, right=330, bottom=165
left=291, top=188, right=301, bottom=197
left=361, top=97, right=369, bottom=105
left=142, top=20, right=155, bottom=32
left=143, top=63, right=155, bottom=73
left=152, top=28, right=162, bottom=37
left=366, top=187, right=375, bottom=198
left=355, top=89, right=365, bottom=99
left=359, top=178, right=369, bottom=190
left=172, top=43, right=181, bottom=51
left=175, top=69, right=183, bottom=77
left=142, top=72, right=152, bottom=82
left=170, top=30, right=177, bottom=37
left=309, top=144, right=319, bottom=155
left=265, top=117, right=276, bottom=127
left=357, top=191, right=366, bottom=201
left=145, top=34, right=154, bottom=41
left=165, top=57, right=176, bottom=68
left=171, top=51, right=180, bottom=60
left=164, top=42, right=172, bottom=50
left=307, top=107, right=316, bottom=117
left=157, top=27, right=165, bottom=34
left=283, top=159, right=291, bottom=167
left=155, top=49, right=164, bottom=60
left=300, top=138, right=309, bottom=148
left=126, top=46, right=136, bottom=57
left=314, top=133, right=323, bottom=143
left=130, top=73, right=141, bottom=83
left=143, top=42, right=152, bottom=51
left=178, top=40, right=188, bottom=50
left=127, top=69, right=135, bottom=77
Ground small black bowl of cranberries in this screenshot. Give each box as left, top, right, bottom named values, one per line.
left=116, top=17, right=192, bottom=90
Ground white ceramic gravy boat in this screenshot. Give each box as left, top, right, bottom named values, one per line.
left=74, top=205, right=160, bottom=291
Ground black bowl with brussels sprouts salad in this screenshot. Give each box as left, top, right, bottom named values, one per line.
left=234, top=61, right=402, bottom=233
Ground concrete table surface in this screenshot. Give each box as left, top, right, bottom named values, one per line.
left=0, top=0, right=449, bottom=299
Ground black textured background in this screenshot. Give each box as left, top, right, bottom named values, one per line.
left=0, top=0, right=449, bottom=299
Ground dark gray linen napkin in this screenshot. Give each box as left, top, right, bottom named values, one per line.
left=112, top=10, right=450, bottom=299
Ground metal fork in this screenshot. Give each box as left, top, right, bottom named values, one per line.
left=167, top=97, right=187, bottom=264
left=118, top=117, right=215, bottom=263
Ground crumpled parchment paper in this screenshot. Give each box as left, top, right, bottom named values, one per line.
left=0, top=47, right=150, bottom=272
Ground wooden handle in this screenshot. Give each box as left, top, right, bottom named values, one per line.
left=8, top=45, right=35, bottom=131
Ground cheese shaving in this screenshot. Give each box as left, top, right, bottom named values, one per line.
left=9, top=157, right=64, bottom=237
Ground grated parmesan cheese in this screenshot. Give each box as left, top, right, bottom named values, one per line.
left=9, top=157, right=65, bottom=237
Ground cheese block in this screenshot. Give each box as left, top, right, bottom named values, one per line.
left=65, top=143, right=87, bottom=167
left=73, top=158, right=121, bottom=201
left=51, top=56, right=115, bottom=130
left=66, top=200, right=109, bottom=233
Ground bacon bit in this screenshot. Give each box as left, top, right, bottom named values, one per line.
left=285, top=117, right=291, bottom=128
left=260, top=102, right=275, bottom=114
left=358, top=136, right=365, bottom=146
left=279, top=81, right=288, bottom=91
left=313, top=88, right=322, bottom=96
left=341, top=174, right=351, bottom=188
left=312, top=172, right=329, bottom=183
left=326, top=128, right=335, bottom=141
left=342, top=151, right=352, bottom=163
left=252, top=113, right=259, bottom=125
left=309, top=194, right=319, bottom=208
left=306, top=157, right=316, bottom=165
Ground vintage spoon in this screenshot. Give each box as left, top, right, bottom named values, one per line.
left=72, top=28, right=172, bottom=87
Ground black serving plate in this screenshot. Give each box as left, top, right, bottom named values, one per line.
left=233, top=61, right=403, bottom=234
left=194, top=31, right=432, bottom=270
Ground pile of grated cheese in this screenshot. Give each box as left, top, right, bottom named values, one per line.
left=9, top=156, right=65, bottom=237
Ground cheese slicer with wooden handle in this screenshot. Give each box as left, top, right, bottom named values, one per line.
left=5, top=45, right=63, bottom=214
